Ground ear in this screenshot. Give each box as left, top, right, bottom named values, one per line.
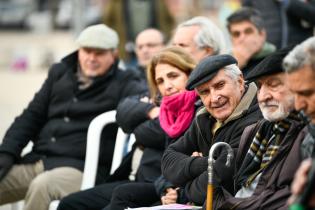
left=205, top=47, right=214, bottom=56
left=112, top=49, right=119, bottom=58
left=260, top=29, right=267, bottom=41
left=238, top=74, right=245, bottom=92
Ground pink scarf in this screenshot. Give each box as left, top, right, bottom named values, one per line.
left=160, top=90, right=198, bottom=138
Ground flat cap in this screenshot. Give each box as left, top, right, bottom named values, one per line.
left=186, top=54, right=238, bottom=90
left=76, top=24, right=119, bottom=50
left=246, top=46, right=294, bottom=82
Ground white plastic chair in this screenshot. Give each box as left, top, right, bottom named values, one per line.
left=11, top=110, right=132, bottom=210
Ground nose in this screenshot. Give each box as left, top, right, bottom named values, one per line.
left=87, top=52, right=97, bottom=61
left=239, top=33, right=246, bottom=41
left=234, top=33, right=245, bottom=44
left=210, top=93, right=221, bottom=104
left=294, top=95, right=306, bottom=112
left=257, top=85, right=272, bottom=103
left=164, top=80, right=174, bottom=94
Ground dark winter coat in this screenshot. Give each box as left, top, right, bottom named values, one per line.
left=215, top=119, right=307, bottom=210
left=0, top=51, right=146, bottom=179
left=161, top=83, right=262, bottom=205
left=109, top=94, right=166, bottom=183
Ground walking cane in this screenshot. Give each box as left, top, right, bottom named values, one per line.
left=207, top=142, right=234, bottom=210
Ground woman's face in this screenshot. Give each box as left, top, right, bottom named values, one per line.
left=154, top=63, right=189, bottom=97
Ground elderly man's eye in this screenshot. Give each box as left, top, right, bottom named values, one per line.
left=254, top=81, right=262, bottom=89
left=198, top=89, right=209, bottom=96
left=268, top=80, right=282, bottom=88
left=218, top=82, right=225, bottom=88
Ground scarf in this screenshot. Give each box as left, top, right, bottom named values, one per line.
left=76, top=65, right=93, bottom=90
left=236, top=112, right=303, bottom=188
left=159, top=90, right=198, bottom=138
left=301, top=123, right=315, bottom=159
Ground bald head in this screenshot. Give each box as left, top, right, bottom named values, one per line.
left=135, top=29, right=165, bottom=67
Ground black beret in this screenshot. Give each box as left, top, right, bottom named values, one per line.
left=246, top=46, right=294, bottom=82
left=186, top=54, right=238, bottom=90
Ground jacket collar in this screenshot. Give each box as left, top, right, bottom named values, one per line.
left=253, top=42, right=276, bottom=60
left=224, top=82, right=257, bottom=124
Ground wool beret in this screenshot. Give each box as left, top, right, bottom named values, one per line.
left=246, top=46, right=294, bottom=82
left=186, top=54, right=238, bottom=90
left=76, top=24, right=119, bottom=50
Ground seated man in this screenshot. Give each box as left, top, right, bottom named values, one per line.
left=283, top=36, right=315, bottom=209
left=227, top=7, right=276, bottom=79
left=132, top=28, right=166, bottom=83
left=56, top=28, right=168, bottom=210
left=161, top=54, right=262, bottom=207
left=0, top=24, right=145, bottom=210
left=171, top=16, right=226, bottom=62
left=216, top=47, right=308, bottom=209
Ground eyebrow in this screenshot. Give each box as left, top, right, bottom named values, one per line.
left=196, top=87, right=208, bottom=94
left=212, top=79, right=226, bottom=86
left=166, top=71, right=178, bottom=76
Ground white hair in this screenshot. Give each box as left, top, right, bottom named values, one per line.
left=177, top=16, right=227, bottom=55
left=222, top=64, right=243, bottom=81
left=283, top=36, right=315, bottom=73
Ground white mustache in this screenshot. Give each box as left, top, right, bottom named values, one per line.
left=260, top=100, right=279, bottom=107
left=211, top=96, right=227, bottom=108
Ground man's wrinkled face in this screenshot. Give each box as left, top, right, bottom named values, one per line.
left=172, top=25, right=211, bottom=62
left=78, top=47, right=116, bottom=77
left=196, top=69, right=245, bottom=122
left=257, top=73, right=294, bottom=122
left=286, top=66, right=315, bottom=124
left=135, top=29, right=164, bottom=67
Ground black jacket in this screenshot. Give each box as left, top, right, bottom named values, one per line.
left=161, top=83, right=262, bottom=205
left=109, top=94, right=166, bottom=183
left=0, top=51, right=146, bottom=179
left=216, top=119, right=307, bottom=210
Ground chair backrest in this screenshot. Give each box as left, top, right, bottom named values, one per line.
left=81, top=110, right=116, bottom=189
left=47, top=110, right=133, bottom=210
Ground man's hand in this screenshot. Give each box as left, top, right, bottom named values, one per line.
left=232, top=35, right=265, bottom=68
left=191, top=151, right=203, bottom=157
left=288, top=159, right=315, bottom=207
left=0, top=153, right=14, bottom=181
left=161, top=187, right=179, bottom=205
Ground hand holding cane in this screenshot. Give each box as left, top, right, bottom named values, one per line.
left=207, top=142, right=234, bottom=210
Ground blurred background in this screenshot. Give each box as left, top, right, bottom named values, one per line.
left=0, top=2, right=240, bottom=207
left=0, top=0, right=240, bottom=139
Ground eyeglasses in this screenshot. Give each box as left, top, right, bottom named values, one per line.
left=136, top=43, right=163, bottom=50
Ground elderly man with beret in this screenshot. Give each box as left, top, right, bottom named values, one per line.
left=161, top=54, right=261, bottom=207
left=215, top=47, right=308, bottom=210
left=0, top=24, right=145, bottom=210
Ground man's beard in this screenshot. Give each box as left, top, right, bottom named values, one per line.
left=259, top=95, right=294, bottom=122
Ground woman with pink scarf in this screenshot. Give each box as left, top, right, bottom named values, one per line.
left=104, top=46, right=200, bottom=210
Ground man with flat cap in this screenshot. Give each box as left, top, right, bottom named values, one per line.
left=214, top=47, right=308, bottom=210
left=0, top=24, right=145, bottom=210
left=161, top=54, right=261, bottom=207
